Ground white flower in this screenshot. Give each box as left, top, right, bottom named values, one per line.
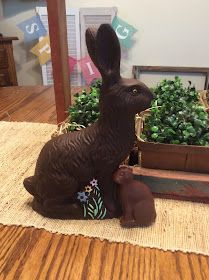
left=90, top=178, right=98, bottom=187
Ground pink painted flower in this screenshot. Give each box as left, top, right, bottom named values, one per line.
left=90, top=178, right=98, bottom=187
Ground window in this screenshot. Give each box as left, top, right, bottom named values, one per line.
left=37, top=7, right=117, bottom=86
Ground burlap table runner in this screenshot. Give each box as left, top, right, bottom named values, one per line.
left=0, top=121, right=209, bottom=255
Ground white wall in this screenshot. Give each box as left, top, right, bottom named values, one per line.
left=0, top=0, right=3, bottom=19
left=0, top=0, right=209, bottom=88
left=66, top=0, right=209, bottom=89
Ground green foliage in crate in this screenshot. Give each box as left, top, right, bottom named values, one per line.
left=141, top=77, right=209, bottom=146
left=67, top=79, right=101, bottom=131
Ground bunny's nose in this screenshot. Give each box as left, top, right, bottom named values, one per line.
left=148, top=89, right=154, bottom=101
left=142, top=87, right=153, bottom=98
left=144, top=87, right=154, bottom=102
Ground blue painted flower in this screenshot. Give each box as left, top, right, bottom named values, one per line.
left=77, top=192, right=88, bottom=203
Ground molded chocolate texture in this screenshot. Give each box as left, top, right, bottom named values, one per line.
left=23, top=24, right=153, bottom=219
left=113, top=166, right=156, bottom=227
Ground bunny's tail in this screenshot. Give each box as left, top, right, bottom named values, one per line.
left=23, top=176, right=37, bottom=197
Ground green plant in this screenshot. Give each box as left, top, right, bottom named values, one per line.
left=141, top=77, right=209, bottom=146
left=90, top=78, right=102, bottom=89
left=68, top=82, right=101, bottom=131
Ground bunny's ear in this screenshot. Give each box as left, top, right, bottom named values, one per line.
left=85, top=27, right=99, bottom=70
left=96, top=24, right=121, bottom=85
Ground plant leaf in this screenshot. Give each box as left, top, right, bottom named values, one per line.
left=100, top=208, right=107, bottom=219
left=88, top=211, right=94, bottom=219
left=88, top=203, right=94, bottom=210
left=83, top=205, right=87, bottom=218
left=92, top=198, right=98, bottom=215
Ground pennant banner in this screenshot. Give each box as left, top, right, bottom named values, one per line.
left=112, top=16, right=137, bottom=49
left=17, top=15, right=47, bottom=43
left=68, top=56, right=77, bottom=73
left=17, top=10, right=136, bottom=85
left=79, top=56, right=101, bottom=85
left=30, top=36, right=51, bottom=65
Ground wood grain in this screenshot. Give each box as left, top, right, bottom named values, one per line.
left=0, top=37, right=19, bottom=42
left=0, top=37, right=18, bottom=87
left=133, top=66, right=209, bottom=73
left=0, top=86, right=209, bottom=279
left=134, top=166, right=209, bottom=181
left=0, top=86, right=84, bottom=124
left=0, top=86, right=56, bottom=123
left=0, top=225, right=208, bottom=280
left=46, top=0, right=71, bottom=123
left=132, top=65, right=209, bottom=90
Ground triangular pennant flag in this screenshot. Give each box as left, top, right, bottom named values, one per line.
left=68, top=56, right=77, bottom=73
left=31, top=36, right=51, bottom=65
left=17, top=15, right=47, bottom=43
left=79, top=55, right=101, bottom=85
left=112, top=16, right=137, bottom=49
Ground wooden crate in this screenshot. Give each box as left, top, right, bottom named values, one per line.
left=135, top=107, right=209, bottom=173
left=133, top=166, right=209, bottom=204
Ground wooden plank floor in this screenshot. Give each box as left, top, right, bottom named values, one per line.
left=0, top=225, right=209, bottom=280
left=0, top=86, right=209, bottom=280
left=0, top=86, right=57, bottom=124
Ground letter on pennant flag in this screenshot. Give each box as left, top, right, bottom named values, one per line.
left=17, top=15, right=47, bottom=42
left=31, top=36, right=51, bottom=65
left=112, top=16, right=137, bottom=49
left=79, top=56, right=101, bottom=85
left=68, top=56, right=77, bottom=73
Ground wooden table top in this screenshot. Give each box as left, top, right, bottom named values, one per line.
left=0, top=86, right=56, bottom=123
left=0, top=86, right=209, bottom=279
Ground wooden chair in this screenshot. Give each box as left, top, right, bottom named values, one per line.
left=132, top=65, right=209, bottom=90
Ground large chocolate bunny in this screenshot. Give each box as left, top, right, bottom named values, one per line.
left=24, top=24, right=153, bottom=219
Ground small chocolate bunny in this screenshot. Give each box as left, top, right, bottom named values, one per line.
left=23, top=24, right=153, bottom=219
left=113, top=166, right=156, bottom=227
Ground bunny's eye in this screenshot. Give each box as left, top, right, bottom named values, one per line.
left=132, top=88, right=138, bottom=95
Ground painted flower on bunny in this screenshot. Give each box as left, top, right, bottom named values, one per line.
left=85, top=185, right=93, bottom=193
left=77, top=192, right=88, bottom=203
left=90, top=178, right=98, bottom=187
